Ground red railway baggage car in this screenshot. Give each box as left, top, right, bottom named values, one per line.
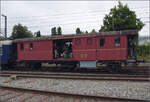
left=14, top=30, right=138, bottom=71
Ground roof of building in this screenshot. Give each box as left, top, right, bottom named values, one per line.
left=13, top=30, right=138, bottom=43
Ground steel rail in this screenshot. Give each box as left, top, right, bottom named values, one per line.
left=0, top=71, right=149, bottom=77
left=0, top=73, right=149, bottom=82
left=0, top=85, right=148, bottom=102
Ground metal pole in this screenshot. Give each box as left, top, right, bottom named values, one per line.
left=2, top=14, right=7, bottom=38
left=0, top=0, right=2, bottom=70
left=0, top=0, right=1, bottom=37
left=112, top=16, right=114, bottom=31
left=5, top=16, right=7, bottom=38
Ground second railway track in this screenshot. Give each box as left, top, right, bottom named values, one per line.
left=0, top=85, right=148, bottom=102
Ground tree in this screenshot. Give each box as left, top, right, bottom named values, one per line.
left=11, top=24, right=33, bottom=39
left=100, top=1, right=144, bottom=32
left=85, top=31, right=88, bottom=34
left=51, top=27, right=57, bottom=36
left=57, top=27, right=62, bottom=35
left=34, top=30, right=41, bottom=37
left=76, top=28, right=81, bottom=34
left=0, top=36, right=8, bottom=41
left=90, top=29, right=97, bottom=33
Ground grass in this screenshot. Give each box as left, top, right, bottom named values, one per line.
left=52, top=82, right=59, bottom=86
left=137, top=55, right=150, bottom=62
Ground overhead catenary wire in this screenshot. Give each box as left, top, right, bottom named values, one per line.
left=7, top=10, right=149, bottom=22
left=7, top=6, right=149, bottom=19
left=5, top=16, right=149, bottom=29
left=4, top=12, right=149, bottom=28
left=4, top=10, right=149, bottom=28
left=1, top=6, right=148, bottom=24
left=1, top=6, right=149, bottom=36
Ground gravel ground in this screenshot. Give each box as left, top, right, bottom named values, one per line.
left=24, top=94, right=46, bottom=102
left=0, top=77, right=150, bottom=101
left=44, top=96, right=58, bottom=102
left=7, top=93, right=30, bottom=102
left=0, top=91, right=18, bottom=101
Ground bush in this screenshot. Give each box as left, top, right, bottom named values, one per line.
left=137, top=43, right=150, bottom=61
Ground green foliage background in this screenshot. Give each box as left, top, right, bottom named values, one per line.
left=137, top=43, right=150, bottom=62
left=11, top=24, right=33, bottom=39
left=34, top=31, right=41, bottom=37
left=100, top=1, right=144, bottom=32
left=51, top=27, right=62, bottom=36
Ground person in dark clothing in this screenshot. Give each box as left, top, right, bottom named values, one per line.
left=68, top=43, right=72, bottom=58
left=132, top=42, right=136, bottom=59
left=128, top=38, right=132, bottom=58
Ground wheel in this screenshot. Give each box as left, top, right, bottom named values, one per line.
left=1, top=64, right=8, bottom=70
left=70, top=64, right=77, bottom=71
left=34, top=63, right=41, bottom=70
left=25, top=63, right=34, bottom=70
left=107, top=62, right=121, bottom=73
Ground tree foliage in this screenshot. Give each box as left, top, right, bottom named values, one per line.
left=11, top=24, right=33, bottom=39
left=90, top=29, right=97, bottom=33
left=0, top=36, right=8, bottom=41
left=76, top=28, right=82, bottom=34
left=51, top=27, right=62, bottom=36
left=137, top=43, right=150, bottom=61
left=51, top=27, right=57, bottom=36
left=85, top=31, right=88, bottom=34
left=57, top=27, right=62, bottom=35
left=34, top=30, right=41, bottom=37
left=100, top=1, right=144, bottom=32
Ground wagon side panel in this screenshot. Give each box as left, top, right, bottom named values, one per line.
left=96, top=35, right=127, bottom=61
left=73, top=37, right=97, bottom=61
left=17, top=40, right=53, bottom=61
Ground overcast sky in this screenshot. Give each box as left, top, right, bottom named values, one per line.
left=0, top=1, right=149, bottom=37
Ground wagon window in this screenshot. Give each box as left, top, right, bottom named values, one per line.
left=30, top=43, right=33, bottom=50
left=20, top=43, right=24, bottom=50
left=100, top=38, right=105, bottom=47
left=87, top=38, right=93, bottom=45
left=75, top=38, right=81, bottom=45
left=115, top=37, right=120, bottom=46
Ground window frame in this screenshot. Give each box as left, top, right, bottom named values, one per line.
left=87, top=38, right=93, bottom=45
left=30, top=43, right=33, bottom=50
left=100, top=38, right=105, bottom=47
left=114, top=37, right=121, bottom=47
left=20, top=43, right=24, bottom=50
left=75, top=38, right=81, bottom=45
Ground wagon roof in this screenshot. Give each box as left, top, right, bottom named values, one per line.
left=13, top=30, right=138, bottom=43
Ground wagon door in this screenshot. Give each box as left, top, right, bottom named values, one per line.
left=96, top=36, right=107, bottom=60
left=53, top=39, right=73, bottom=59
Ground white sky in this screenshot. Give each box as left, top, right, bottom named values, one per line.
left=0, top=1, right=149, bottom=37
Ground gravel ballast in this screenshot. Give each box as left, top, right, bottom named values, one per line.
left=0, top=77, right=149, bottom=101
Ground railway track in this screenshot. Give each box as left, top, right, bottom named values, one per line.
left=0, top=70, right=149, bottom=77
left=2, top=65, right=150, bottom=75
left=0, top=85, right=148, bottom=102
left=0, top=71, right=149, bottom=81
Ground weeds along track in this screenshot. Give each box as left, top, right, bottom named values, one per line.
left=0, top=85, right=148, bottom=102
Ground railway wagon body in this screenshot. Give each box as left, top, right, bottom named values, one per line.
left=13, top=30, right=138, bottom=70
left=0, top=40, right=13, bottom=68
